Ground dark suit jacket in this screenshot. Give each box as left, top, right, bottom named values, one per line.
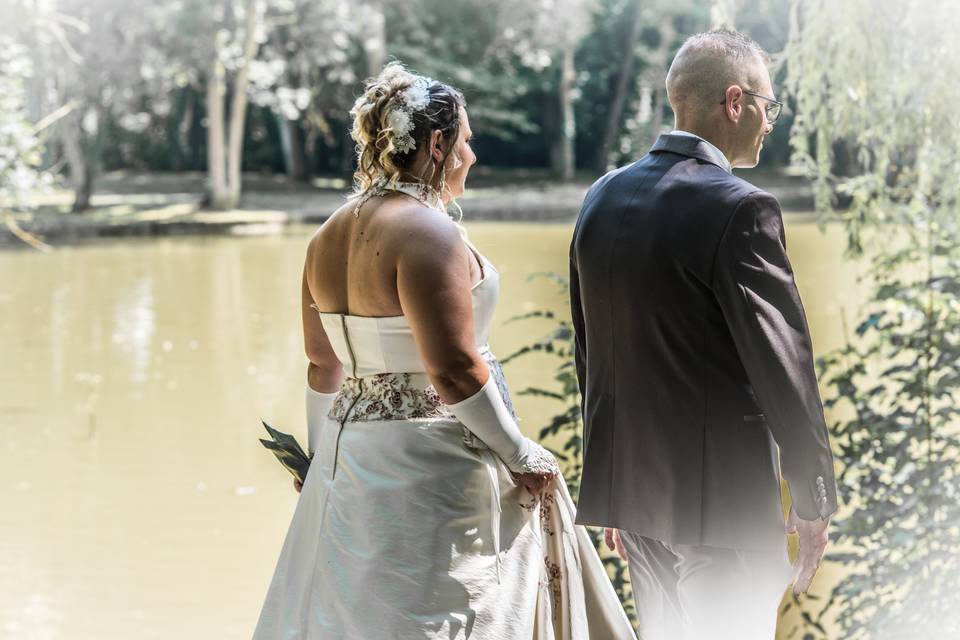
left=569, top=133, right=838, bottom=551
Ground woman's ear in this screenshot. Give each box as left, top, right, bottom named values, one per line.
left=430, top=130, right=445, bottom=163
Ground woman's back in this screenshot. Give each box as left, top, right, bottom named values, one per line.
left=305, top=196, right=484, bottom=319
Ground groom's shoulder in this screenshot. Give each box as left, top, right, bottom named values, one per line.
left=684, top=166, right=782, bottom=218
left=585, top=161, right=634, bottom=196
left=580, top=154, right=780, bottom=216
left=719, top=171, right=770, bottom=205
left=722, top=179, right=786, bottom=226
left=579, top=159, right=644, bottom=213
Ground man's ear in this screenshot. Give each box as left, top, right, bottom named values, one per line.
left=724, top=85, right=743, bottom=123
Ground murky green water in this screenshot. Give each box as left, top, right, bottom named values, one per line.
left=0, top=219, right=861, bottom=639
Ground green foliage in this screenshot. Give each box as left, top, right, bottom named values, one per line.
left=384, top=0, right=573, bottom=166
left=785, top=0, right=960, bottom=636
left=0, top=38, right=45, bottom=210
left=3, top=0, right=797, bottom=188
left=574, top=0, right=651, bottom=167
left=500, top=273, right=637, bottom=631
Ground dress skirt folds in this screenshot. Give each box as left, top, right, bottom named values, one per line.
left=254, top=242, right=632, bottom=638
left=252, top=372, right=633, bottom=639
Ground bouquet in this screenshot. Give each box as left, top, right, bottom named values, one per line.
left=258, top=420, right=311, bottom=485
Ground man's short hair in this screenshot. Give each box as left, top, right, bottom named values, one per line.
left=666, top=29, right=769, bottom=115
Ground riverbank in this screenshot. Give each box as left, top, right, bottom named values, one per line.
left=1, top=168, right=818, bottom=249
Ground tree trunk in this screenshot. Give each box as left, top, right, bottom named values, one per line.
left=277, top=111, right=293, bottom=175
left=291, top=119, right=308, bottom=180
left=340, top=129, right=354, bottom=175
left=278, top=115, right=307, bottom=181
left=60, top=119, right=85, bottom=211
left=167, top=86, right=191, bottom=170
left=650, top=85, right=665, bottom=147
left=596, top=0, right=644, bottom=172
left=648, top=21, right=677, bottom=146
left=363, top=0, right=386, bottom=77
left=74, top=165, right=96, bottom=213
left=206, top=59, right=229, bottom=209
left=225, top=0, right=260, bottom=209
left=550, top=45, right=576, bottom=181
left=304, top=127, right=319, bottom=177
left=66, top=141, right=92, bottom=213
left=60, top=110, right=99, bottom=213
left=187, top=85, right=204, bottom=170
left=710, top=0, right=737, bottom=28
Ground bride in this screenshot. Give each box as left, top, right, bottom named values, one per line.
left=253, top=63, right=634, bottom=639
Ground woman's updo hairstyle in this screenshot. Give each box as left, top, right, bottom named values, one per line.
left=350, top=62, right=465, bottom=196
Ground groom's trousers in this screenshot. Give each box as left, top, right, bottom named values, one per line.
left=619, top=531, right=792, bottom=640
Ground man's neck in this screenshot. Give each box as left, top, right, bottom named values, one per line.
left=670, top=126, right=734, bottom=173
left=671, top=123, right=736, bottom=167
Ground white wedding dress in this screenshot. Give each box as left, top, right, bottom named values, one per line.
left=253, top=237, right=634, bottom=639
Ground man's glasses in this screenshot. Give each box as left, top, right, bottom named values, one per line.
left=741, top=90, right=782, bottom=124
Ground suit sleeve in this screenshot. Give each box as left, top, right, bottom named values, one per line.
left=569, top=236, right=587, bottom=416
left=712, top=191, right=838, bottom=521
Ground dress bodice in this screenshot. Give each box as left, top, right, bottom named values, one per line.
left=315, top=239, right=499, bottom=379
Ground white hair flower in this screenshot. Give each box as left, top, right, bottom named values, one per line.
left=401, top=79, right=431, bottom=111
left=385, top=75, right=434, bottom=155
left=386, top=108, right=415, bottom=154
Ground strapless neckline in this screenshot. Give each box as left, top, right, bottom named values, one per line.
left=312, top=240, right=494, bottom=321
left=314, top=244, right=499, bottom=377
left=312, top=266, right=492, bottom=321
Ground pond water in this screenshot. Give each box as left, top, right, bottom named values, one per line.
left=0, top=218, right=861, bottom=639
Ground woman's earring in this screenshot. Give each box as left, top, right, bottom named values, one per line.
left=420, top=159, right=436, bottom=188
left=449, top=149, right=463, bottom=172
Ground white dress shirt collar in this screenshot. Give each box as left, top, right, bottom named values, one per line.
left=668, top=130, right=733, bottom=173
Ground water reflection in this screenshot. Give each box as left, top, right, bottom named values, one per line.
left=0, top=220, right=858, bottom=639
left=112, top=278, right=155, bottom=384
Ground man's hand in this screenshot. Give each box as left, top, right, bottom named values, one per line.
left=604, top=528, right=627, bottom=561
left=294, top=478, right=303, bottom=494
left=786, top=504, right=830, bottom=595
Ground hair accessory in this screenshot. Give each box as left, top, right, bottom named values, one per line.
left=387, top=76, right=434, bottom=155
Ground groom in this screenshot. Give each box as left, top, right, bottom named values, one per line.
left=569, top=29, right=838, bottom=640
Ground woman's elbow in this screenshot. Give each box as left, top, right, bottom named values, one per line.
left=426, top=353, right=488, bottom=401
left=306, top=360, right=344, bottom=393
left=305, top=346, right=343, bottom=377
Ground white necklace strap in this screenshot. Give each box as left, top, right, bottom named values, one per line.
left=351, top=179, right=447, bottom=217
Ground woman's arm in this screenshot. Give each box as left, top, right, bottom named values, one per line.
left=395, top=210, right=488, bottom=401
left=396, top=210, right=556, bottom=487
left=301, top=264, right=345, bottom=393
left=294, top=253, right=346, bottom=493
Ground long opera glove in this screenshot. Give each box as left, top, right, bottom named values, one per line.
left=447, top=375, right=558, bottom=476
left=306, top=385, right=338, bottom=457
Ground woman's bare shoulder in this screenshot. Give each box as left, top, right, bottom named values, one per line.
left=305, top=200, right=354, bottom=255
left=386, top=202, right=461, bottom=246
left=306, top=198, right=463, bottom=266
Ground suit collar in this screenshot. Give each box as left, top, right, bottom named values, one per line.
left=650, top=133, right=732, bottom=173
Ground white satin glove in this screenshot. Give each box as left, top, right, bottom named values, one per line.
left=447, top=375, right=559, bottom=476
left=306, top=385, right=338, bottom=457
